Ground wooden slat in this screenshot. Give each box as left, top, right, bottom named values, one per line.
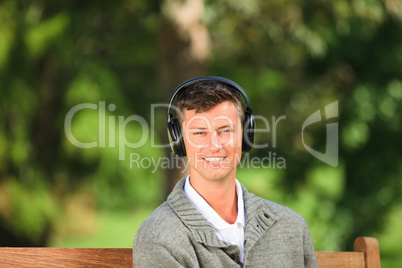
left=0, top=237, right=381, bottom=268
left=0, top=248, right=132, bottom=268
left=316, top=251, right=365, bottom=268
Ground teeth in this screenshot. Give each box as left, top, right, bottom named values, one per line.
left=204, top=157, right=225, bottom=162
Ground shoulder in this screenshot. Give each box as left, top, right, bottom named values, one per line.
left=132, top=201, right=200, bottom=267
left=243, top=186, right=308, bottom=228
left=263, top=198, right=308, bottom=226
left=134, top=201, right=189, bottom=244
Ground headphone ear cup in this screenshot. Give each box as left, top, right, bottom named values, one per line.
left=167, top=118, right=186, bottom=157
left=242, top=111, right=255, bottom=152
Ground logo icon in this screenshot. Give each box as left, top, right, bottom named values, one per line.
left=302, top=101, right=338, bottom=167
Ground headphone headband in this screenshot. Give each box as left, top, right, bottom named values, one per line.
left=167, top=76, right=251, bottom=118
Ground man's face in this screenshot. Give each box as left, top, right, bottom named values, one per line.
left=182, top=101, right=243, bottom=183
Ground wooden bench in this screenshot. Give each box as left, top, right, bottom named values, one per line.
left=0, top=236, right=380, bottom=267
left=316, top=237, right=381, bottom=267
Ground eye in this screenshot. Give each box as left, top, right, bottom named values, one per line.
left=218, top=129, right=233, bottom=134
left=194, top=131, right=206, bottom=135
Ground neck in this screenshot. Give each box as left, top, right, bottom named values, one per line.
left=189, top=174, right=238, bottom=224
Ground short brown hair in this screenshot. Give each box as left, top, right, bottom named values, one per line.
left=175, top=80, right=245, bottom=123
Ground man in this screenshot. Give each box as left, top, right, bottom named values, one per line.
left=133, top=77, right=318, bottom=267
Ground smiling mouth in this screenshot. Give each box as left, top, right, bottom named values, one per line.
left=203, top=157, right=227, bottom=162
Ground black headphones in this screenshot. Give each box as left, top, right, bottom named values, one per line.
left=167, top=76, right=255, bottom=157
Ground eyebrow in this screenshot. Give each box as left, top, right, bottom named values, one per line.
left=217, top=124, right=233, bottom=130
left=188, top=127, right=209, bottom=130
left=188, top=124, right=234, bottom=130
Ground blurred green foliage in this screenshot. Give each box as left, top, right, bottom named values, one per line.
left=0, top=0, right=401, bottom=266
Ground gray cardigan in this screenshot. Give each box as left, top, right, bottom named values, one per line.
left=133, top=178, right=318, bottom=267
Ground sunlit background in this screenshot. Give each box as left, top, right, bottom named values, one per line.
left=0, top=1, right=401, bottom=267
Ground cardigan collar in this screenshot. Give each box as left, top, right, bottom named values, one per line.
left=167, top=177, right=278, bottom=253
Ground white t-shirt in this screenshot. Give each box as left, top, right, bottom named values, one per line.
left=183, top=176, right=246, bottom=263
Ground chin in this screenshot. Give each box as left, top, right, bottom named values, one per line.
left=201, top=168, right=235, bottom=182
